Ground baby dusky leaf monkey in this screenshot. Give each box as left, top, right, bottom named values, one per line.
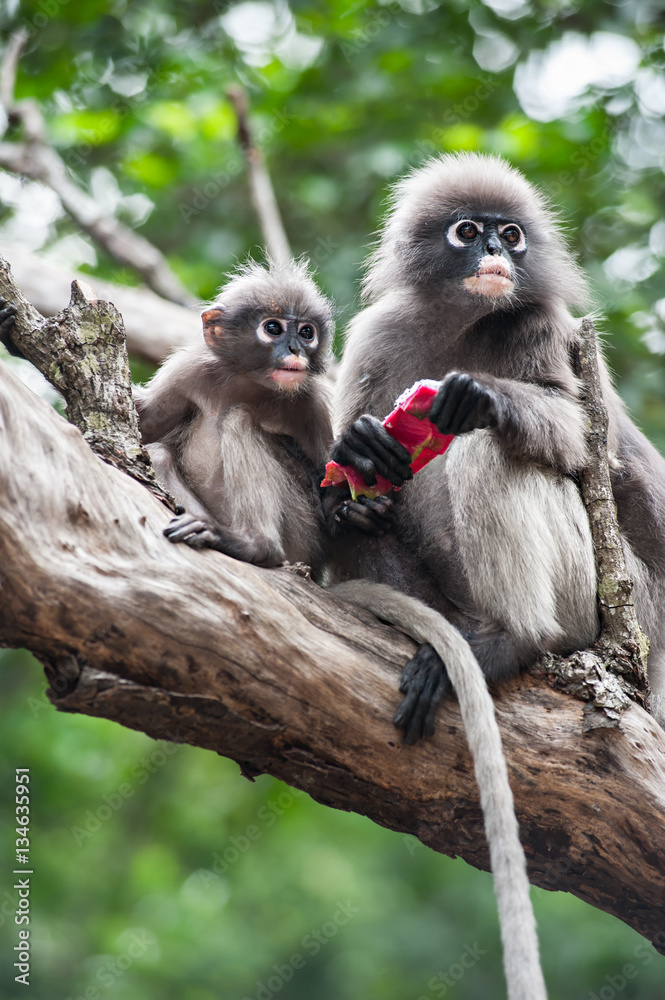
left=134, top=258, right=333, bottom=575
left=134, top=258, right=392, bottom=578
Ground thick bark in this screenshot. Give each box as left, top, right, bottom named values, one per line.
left=1, top=360, right=665, bottom=948
left=0, top=255, right=172, bottom=505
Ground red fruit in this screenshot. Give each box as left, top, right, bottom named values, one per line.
left=321, top=380, right=454, bottom=499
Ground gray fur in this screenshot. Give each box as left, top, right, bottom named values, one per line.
left=332, top=579, right=547, bottom=1000
left=213, top=257, right=334, bottom=361
left=330, top=152, right=665, bottom=720
left=363, top=152, right=588, bottom=310
left=135, top=258, right=334, bottom=572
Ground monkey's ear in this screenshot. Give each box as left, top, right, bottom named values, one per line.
left=202, top=307, right=226, bottom=349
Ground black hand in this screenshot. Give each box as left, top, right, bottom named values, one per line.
left=0, top=298, right=22, bottom=358
left=331, top=414, right=412, bottom=488
left=394, top=643, right=452, bottom=744
left=334, top=495, right=396, bottom=536
left=164, top=512, right=221, bottom=549
left=429, top=372, right=499, bottom=436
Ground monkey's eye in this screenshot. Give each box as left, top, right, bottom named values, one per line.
left=299, top=324, right=316, bottom=341
left=447, top=220, right=483, bottom=247
left=499, top=224, right=526, bottom=251
left=457, top=222, right=479, bottom=241
left=262, top=320, right=283, bottom=337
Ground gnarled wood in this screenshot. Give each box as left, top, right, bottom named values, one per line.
left=1, top=360, right=664, bottom=948
left=0, top=255, right=172, bottom=505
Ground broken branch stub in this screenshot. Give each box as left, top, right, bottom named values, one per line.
left=0, top=254, right=171, bottom=506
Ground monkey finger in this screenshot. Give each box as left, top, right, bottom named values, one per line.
left=353, top=416, right=413, bottom=479
left=398, top=666, right=415, bottom=695
left=434, top=375, right=495, bottom=435
left=338, top=499, right=394, bottom=535
left=422, top=669, right=453, bottom=738
left=398, top=639, right=431, bottom=692
left=395, top=663, right=433, bottom=724
left=0, top=302, right=23, bottom=357
left=331, top=432, right=385, bottom=478
left=358, top=495, right=396, bottom=527
left=430, top=373, right=476, bottom=433
left=456, top=387, right=498, bottom=433
left=183, top=529, right=219, bottom=550
left=428, top=375, right=463, bottom=430
left=333, top=418, right=412, bottom=485
left=0, top=302, right=17, bottom=326
left=336, top=500, right=376, bottom=527
left=403, top=663, right=442, bottom=743
left=449, top=384, right=487, bottom=434
left=393, top=686, right=419, bottom=729
left=164, top=516, right=209, bottom=542
left=336, top=501, right=377, bottom=531
left=164, top=512, right=200, bottom=531
left=330, top=443, right=380, bottom=486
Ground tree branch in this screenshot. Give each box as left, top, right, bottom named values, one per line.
left=227, top=86, right=292, bottom=266
left=0, top=32, right=196, bottom=307
left=0, top=28, right=28, bottom=126
left=0, top=253, right=172, bottom=505
left=573, top=318, right=650, bottom=685
left=532, top=319, right=651, bottom=729
left=2, top=241, right=199, bottom=363
left=0, top=316, right=664, bottom=945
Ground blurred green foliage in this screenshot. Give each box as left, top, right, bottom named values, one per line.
left=1, top=0, right=665, bottom=997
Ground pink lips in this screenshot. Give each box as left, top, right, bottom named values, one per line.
left=271, top=360, right=307, bottom=388
left=464, top=256, right=514, bottom=298
left=477, top=260, right=511, bottom=279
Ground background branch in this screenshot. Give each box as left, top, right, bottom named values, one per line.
left=0, top=32, right=196, bottom=307
left=2, top=241, right=199, bottom=363
left=227, top=86, right=292, bottom=266
left=573, top=319, right=650, bottom=685
left=0, top=28, right=28, bottom=126
left=532, top=319, right=650, bottom=729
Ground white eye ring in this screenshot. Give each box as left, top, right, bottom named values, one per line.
left=498, top=223, right=526, bottom=251
left=257, top=318, right=285, bottom=345
left=447, top=220, right=484, bottom=247
left=298, top=322, right=318, bottom=348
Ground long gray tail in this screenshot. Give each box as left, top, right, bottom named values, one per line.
left=332, top=579, right=547, bottom=1000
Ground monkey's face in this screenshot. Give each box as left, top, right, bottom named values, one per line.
left=255, top=315, right=320, bottom=393
left=402, top=212, right=528, bottom=307
left=444, top=216, right=527, bottom=301
left=202, top=292, right=331, bottom=395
